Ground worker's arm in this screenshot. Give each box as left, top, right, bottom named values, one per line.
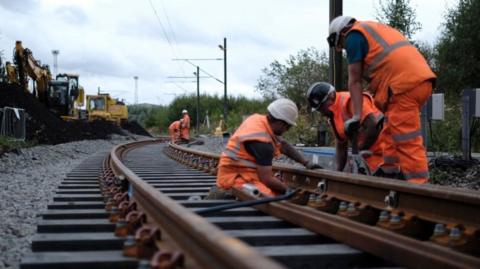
left=348, top=62, right=364, bottom=119
left=279, top=138, right=308, bottom=165
left=359, top=113, right=381, bottom=150
left=279, top=138, right=323, bottom=169
left=335, top=139, right=348, bottom=171
left=256, top=165, right=287, bottom=194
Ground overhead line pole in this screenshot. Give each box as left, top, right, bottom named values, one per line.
left=222, top=37, right=227, bottom=124
left=329, top=0, right=343, bottom=90
left=196, top=66, right=200, bottom=132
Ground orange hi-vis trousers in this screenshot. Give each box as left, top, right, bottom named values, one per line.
left=380, top=80, right=432, bottom=184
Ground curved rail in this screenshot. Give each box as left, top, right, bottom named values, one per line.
left=165, top=143, right=480, bottom=268
left=108, top=139, right=284, bottom=269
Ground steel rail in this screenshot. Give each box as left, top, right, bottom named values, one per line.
left=109, top=139, right=284, bottom=269
left=233, top=189, right=480, bottom=269
left=168, top=143, right=480, bottom=227
left=166, top=143, right=480, bottom=268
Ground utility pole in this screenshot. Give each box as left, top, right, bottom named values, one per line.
left=329, top=0, right=343, bottom=89
left=133, top=76, right=138, bottom=104
left=195, top=66, right=200, bottom=132
left=219, top=38, right=228, bottom=124
left=51, top=50, right=59, bottom=77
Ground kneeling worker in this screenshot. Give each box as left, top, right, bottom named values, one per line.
left=216, top=98, right=322, bottom=197
left=307, top=82, right=386, bottom=174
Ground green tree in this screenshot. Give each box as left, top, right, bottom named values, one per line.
left=436, top=0, right=480, bottom=100
left=375, top=0, right=421, bottom=40
left=255, top=47, right=329, bottom=110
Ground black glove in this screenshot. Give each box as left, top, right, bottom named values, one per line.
left=305, top=160, right=323, bottom=170
left=344, top=116, right=361, bottom=138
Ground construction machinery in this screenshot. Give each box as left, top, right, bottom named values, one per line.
left=8, top=41, right=128, bottom=124
left=9, top=41, right=85, bottom=120
left=86, top=93, right=128, bottom=125
left=48, top=73, right=85, bottom=120
left=13, top=40, right=52, bottom=104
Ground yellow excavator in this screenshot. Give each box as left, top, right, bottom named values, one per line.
left=86, top=93, right=128, bottom=125
left=13, top=40, right=52, bottom=104
left=48, top=73, right=85, bottom=120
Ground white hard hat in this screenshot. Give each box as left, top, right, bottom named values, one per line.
left=267, top=98, right=298, bottom=126
left=327, top=16, right=356, bottom=48
left=182, top=109, right=188, bottom=113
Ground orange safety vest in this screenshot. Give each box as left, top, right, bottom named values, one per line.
left=328, top=91, right=385, bottom=172
left=182, top=114, right=190, bottom=129
left=347, top=21, right=436, bottom=111
left=169, top=120, right=181, bottom=131
left=181, top=114, right=190, bottom=140
left=168, top=120, right=181, bottom=142
left=217, top=114, right=281, bottom=194
left=328, top=92, right=382, bottom=142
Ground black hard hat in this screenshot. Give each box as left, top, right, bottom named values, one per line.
left=307, top=82, right=335, bottom=110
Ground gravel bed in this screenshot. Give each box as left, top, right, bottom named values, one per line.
left=0, top=134, right=150, bottom=269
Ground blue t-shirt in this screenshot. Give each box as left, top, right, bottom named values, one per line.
left=345, top=31, right=369, bottom=64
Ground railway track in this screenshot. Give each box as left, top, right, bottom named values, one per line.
left=20, top=139, right=480, bottom=269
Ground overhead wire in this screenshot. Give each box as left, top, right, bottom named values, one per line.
left=147, top=0, right=188, bottom=92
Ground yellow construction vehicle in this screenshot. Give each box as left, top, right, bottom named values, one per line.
left=86, top=93, right=128, bottom=125
left=13, top=40, right=52, bottom=103
left=48, top=73, right=85, bottom=120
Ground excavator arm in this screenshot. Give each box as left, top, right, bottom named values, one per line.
left=14, top=41, right=51, bottom=104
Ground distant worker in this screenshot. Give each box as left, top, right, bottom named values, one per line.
left=214, top=115, right=227, bottom=136
left=216, top=98, right=323, bottom=197
left=307, top=82, right=386, bottom=174
left=327, top=16, right=436, bottom=183
left=180, top=109, right=190, bottom=142
left=168, top=119, right=183, bottom=144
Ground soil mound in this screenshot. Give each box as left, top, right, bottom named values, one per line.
left=0, top=82, right=124, bottom=144
left=121, top=120, right=151, bottom=137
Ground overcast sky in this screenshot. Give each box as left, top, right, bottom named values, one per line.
left=0, top=0, right=457, bottom=106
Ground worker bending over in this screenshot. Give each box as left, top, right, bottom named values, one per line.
left=307, top=82, right=386, bottom=173
left=180, top=109, right=190, bottom=142
left=327, top=16, right=436, bottom=183
left=216, top=98, right=322, bottom=197
left=168, top=119, right=183, bottom=144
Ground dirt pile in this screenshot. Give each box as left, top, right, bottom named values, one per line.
left=121, top=120, right=151, bottom=137
left=0, top=83, right=124, bottom=144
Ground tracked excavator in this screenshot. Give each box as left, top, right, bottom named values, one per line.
left=49, top=73, right=85, bottom=120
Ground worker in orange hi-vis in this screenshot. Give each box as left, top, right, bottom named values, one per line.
left=327, top=16, right=436, bottom=184
left=216, top=98, right=323, bottom=197
left=307, top=82, right=387, bottom=174
left=168, top=119, right=182, bottom=144
left=180, top=109, right=190, bottom=142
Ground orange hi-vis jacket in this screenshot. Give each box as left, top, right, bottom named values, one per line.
left=347, top=21, right=436, bottom=111
left=217, top=114, right=281, bottom=196
left=181, top=114, right=190, bottom=140
left=168, top=120, right=181, bottom=143
left=328, top=91, right=385, bottom=172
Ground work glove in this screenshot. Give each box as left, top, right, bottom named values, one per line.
left=305, top=160, right=323, bottom=170
left=344, top=115, right=361, bottom=138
